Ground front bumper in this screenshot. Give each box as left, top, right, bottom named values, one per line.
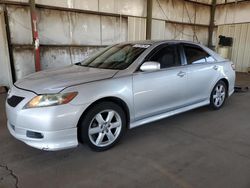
left=7, top=121, right=78, bottom=151
left=5, top=86, right=87, bottom=151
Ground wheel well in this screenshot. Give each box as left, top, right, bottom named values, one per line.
left=220, top=78, right=229, bottom=97
left=77, top=97, right=130, bottom=143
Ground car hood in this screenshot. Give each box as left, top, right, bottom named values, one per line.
left=15, top=65, right=119, bottom=94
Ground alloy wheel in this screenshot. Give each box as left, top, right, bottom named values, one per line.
left=212, top=84, right=226, bottom=107
left=88, top=110, right=122, bottom=147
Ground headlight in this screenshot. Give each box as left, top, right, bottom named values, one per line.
left=24, top=92, right=78, bottom=109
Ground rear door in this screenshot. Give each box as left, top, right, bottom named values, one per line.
left=132, top=44, right=188, bottom=121
left=182, top=44, right=220, bottom=104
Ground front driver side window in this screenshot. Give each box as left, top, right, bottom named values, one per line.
left=148, top=45, right=181, bottom=69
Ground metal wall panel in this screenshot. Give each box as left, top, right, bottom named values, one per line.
left=216, top=0, right=247, bottom=4
left=70, top=12, right=101, bottom=45
left=40, top=47, right=103, bottom=70
left=36, top=0, right=99, bottom=11
left=152, top=0, right=210, bottom=25
left=101, top=16, right=127, bottom=45
left=151, top=19, right=165, bottom=40
left=148, top=21, right=210, bottom=45
left=215, top=2, right=250, bottom=25
left=5, top=0, right=29, bottom=2
left=189, top=0, right=212, bottom=3
left=38, top=9, right=72, bottom=44
left=40, top=47, right=72, bottom=70
left=0, top=6, right=13, bottom=87
left=116, top=0, right=146, bottom=17
left=36, top=0, right=147, bottom=17
left=38, top=9, right=101, bottom=45
left=7, top=5, right=32, bottom=45
left=128, top=17, right=146, bottom=41
left=38, top=9, right=128, bottom=45
left=99, top=0, right=146, bottom=17
left=217, top=23, right=250, bottom=72
left=13, top=48, right=35, bottom=80
left=99, top=0, right=117, bottom=13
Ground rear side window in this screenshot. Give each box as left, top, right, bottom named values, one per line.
left=183, top=45, right=215, bottom=65
left=148, top=45, right=181, bottom=69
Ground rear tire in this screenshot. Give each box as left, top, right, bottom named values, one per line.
left=79, top=101, right=126, bottom=151
left=210, top=80, right=227, bottom=110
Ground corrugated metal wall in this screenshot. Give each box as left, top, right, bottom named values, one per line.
left=215, top=1, right=250, bottom=72
left=128, top=17, right=146, bottom=41
left=4, top=0, right=135, bottom=80
left=217, top=23, right=250, bottom=72
left=0, top=6, right=13, bottom=87
left=215, top=1, right=250, bottom=25
left=151, top=0, right=211, bottom=45
left=1, top=0, right=214, bottom=83
left=2, top=0, right=250, bottom=86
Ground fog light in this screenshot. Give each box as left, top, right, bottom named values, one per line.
left=26, top=131, right=44, bottom=139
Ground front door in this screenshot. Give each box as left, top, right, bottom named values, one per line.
left=133, top=44, right=188, bottom=121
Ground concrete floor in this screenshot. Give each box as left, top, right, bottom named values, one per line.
left=0, top=73, right=250, bottom=188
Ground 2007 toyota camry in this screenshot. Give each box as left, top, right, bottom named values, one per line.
left=6, top=40, right=235, bottom=151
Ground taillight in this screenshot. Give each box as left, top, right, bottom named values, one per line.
left=231, top=63, right=236, bottom=70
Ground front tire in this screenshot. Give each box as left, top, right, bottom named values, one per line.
left=79, top=101, right=126, bottom=151
left=210, top=80, right=227, bottom=110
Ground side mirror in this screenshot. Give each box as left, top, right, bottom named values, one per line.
left=140, top=61, right=160, bottom=72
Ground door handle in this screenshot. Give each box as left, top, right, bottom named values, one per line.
left=177, top=71, right=186, bottom=77
left=213, top=65, right=219, bottom=70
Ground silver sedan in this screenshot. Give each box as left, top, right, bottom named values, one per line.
left=6, top=40, right=235, bottom=151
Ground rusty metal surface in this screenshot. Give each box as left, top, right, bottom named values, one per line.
left=6, top=0, right=247, bottom=81
left=0, top=6, right=13, bottom=87
left=101, top=16, right=127, bottom=45
left=12, top=48, right=35, bottom=79
left=150, top=20, right=209, bottom=45
left=37, top=9, right=127, bottom=45
left=153, top=0, right=210, bottom=25
left=12, top=46, right=103, bottom=79
left=40, top=46, right=103, bottom=70
left=35, top=0, right=146, bottom=17
left=7, top=5, right=32, bottom=44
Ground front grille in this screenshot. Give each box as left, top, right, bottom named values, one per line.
left=7, top=95, right=25, bottom=107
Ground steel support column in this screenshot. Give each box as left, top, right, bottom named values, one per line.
left=208, top=0, right=217, bottom=48
left=29, top=0, right=41, bottom=72
left=146, top=0, right=152, bottom=40
left=2, top=4, right=16, bottom=82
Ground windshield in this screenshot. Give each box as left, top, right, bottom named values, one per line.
left=79, top=43, right=149, bottom=70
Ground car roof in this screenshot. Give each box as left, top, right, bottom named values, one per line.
left=120, top=40, right=226, bottom=62
left=121, top=40, right=201, bottom=46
